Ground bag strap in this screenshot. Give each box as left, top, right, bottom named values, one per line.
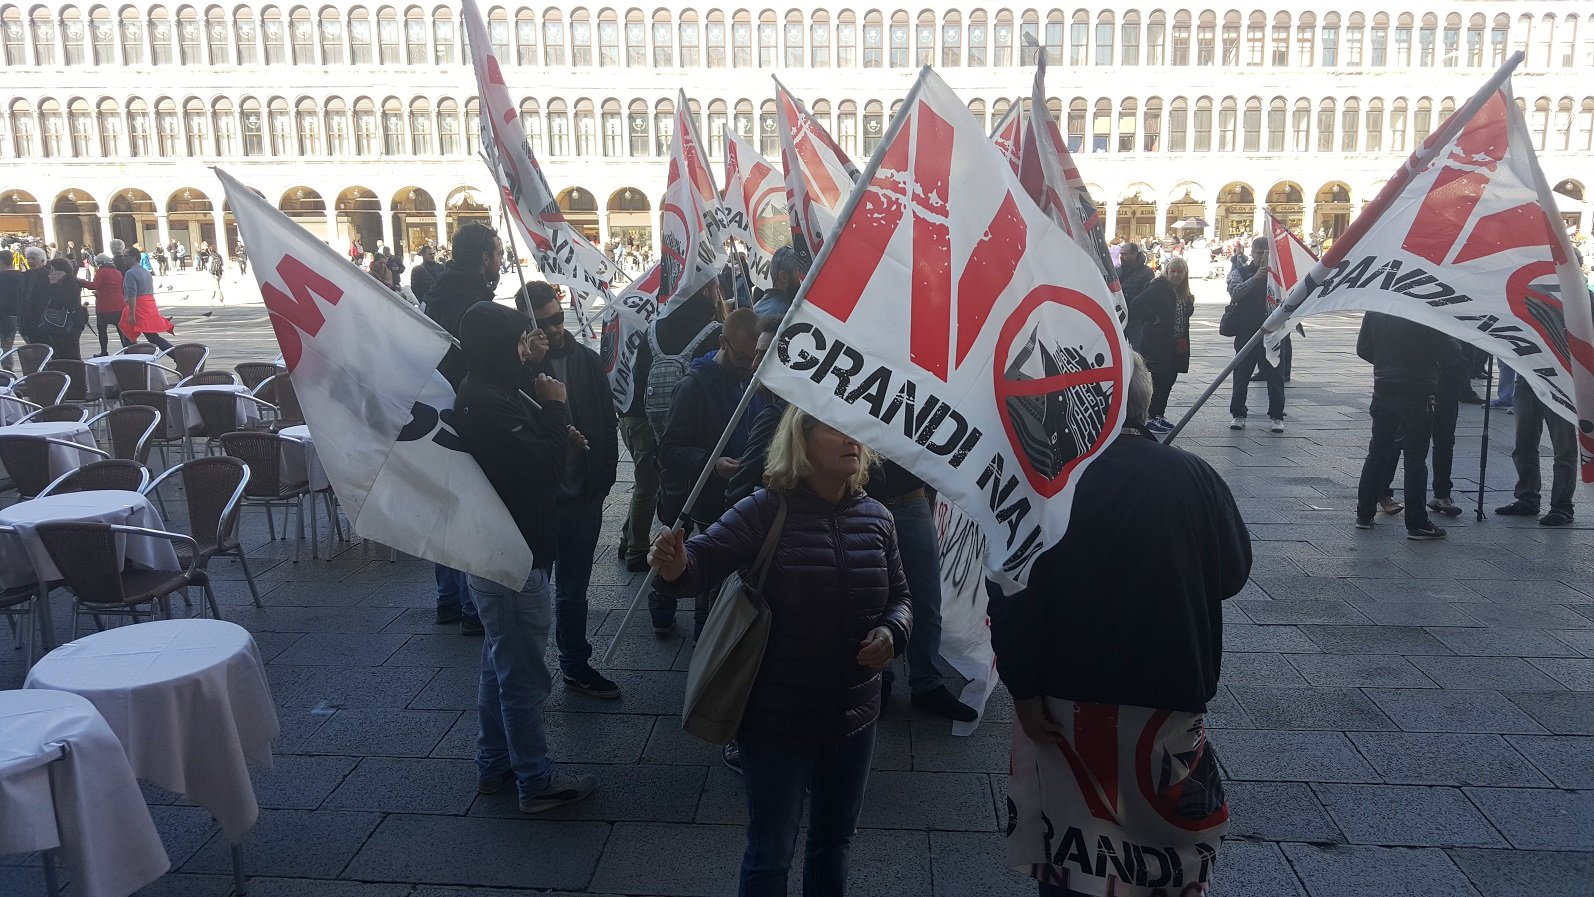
left=750, top=491, right=788, bottom=592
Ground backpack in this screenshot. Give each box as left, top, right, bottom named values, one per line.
left=645, top=321, right=719, bottom=436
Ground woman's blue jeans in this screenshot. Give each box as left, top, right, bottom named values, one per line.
left=469, top=567, right=557, bottom=799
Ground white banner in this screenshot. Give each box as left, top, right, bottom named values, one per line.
left=599, top=262, right=661, bottom=411
left=720, top=133, right=791, bottom=292
left=989, top=100, right=1023, bottom=175
left=659, top=89, right=727, bottom=313
left=757, top=68, right=1130, bottom=592
left=1262, top=210, right=1316, bottom=366
left=462, top=0, right=619, bottom=299
left=775, top=78, right=860, bottom=265
left=1265, top=67, right=1594, bottom=480
left=932, top=494, right=997, bottom=735
left=217, top=167, right=534, bottom=589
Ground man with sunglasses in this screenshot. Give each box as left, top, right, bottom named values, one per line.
left=521, top=282, right=623, bottom=699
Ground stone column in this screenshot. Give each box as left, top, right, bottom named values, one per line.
left=1103, top=198, right=1117, bottom=240
left=97, top=212, right=112, bottom=251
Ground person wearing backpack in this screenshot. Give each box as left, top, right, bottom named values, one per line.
left=614, top=279, right=725, bottom=573
left=650, top=307, right=760, bottom=639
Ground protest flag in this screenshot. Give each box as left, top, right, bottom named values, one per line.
left=598, top=261, right=662, bottom=411
left=1258, top=54, right=1593, bottom=480
left=1261, top=209, right=1318, bottom=365
left=216, top=167, right=534, bottom=588
left=989, top=99, right=1024, bottom=175
left=659, top=89, right=728, bottom=313
left=721, top=132, right=792, bottom=292
left=756, top=66, right=1130, bottom=592
left=461, top=0, right=619, bottom=300
left=774, top=78, right=861, bottom=265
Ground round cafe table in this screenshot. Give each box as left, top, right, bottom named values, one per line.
left=25, top=619, right=280, bottom=891
left=163, top=384, right=257, bottom=435
left=278, top=425, right=328, bottom=492
left=82, top=355, right=171, bottom=399
left=0, top=420, right=101, bottom=478
left=0, top=689, right=169, bottom=897
left=0, top=490, right=178, bottom=590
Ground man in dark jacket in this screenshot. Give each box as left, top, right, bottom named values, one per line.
left=453, top=300, right=596, bottom=814
left=1115, top=242, right=1154, bottom=309
left=424, top=223, right=502, bottom=389
left=0, top=251, right=25, bottom=369
left=522, top=282, right=622, bottom=700
left=750, top=246, right=808, bottom=318
left=650, top=307, right=760, bottom=635
left=1354, top=311, right=1460, bottom=539
left=1226, top=236, right=1286, bottom=432
left=989, top=354, right=1250, bottom=897
left=411, top=244, right=444, bottom=304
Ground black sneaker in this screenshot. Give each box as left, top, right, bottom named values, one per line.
left=476, top=769, right=514, bottom=795
left=722, top=742, right=743, bottom=775
left=460, top=617, right=484, bottom=637
left=435, top=607, right=462, bottom=625
left=1495, top=501, right=1540, bottom=516
left=563, top=664, right=622, bottom=699
left=650, top=610, right=674, bottom=638
left=911, top=686, right=979, bottom=722
left=626, top=557, right=650, bottom=573
left=1539, top=510, right=1574, bottom=527
left=518, top=773, right=596, bottom=814
left=1407, top=524, right=1447, bottom=541
left=1354, top=516, right=1375, bottom=530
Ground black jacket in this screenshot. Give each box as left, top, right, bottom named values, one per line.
left=0, top=269, right=24, bottom=318
left=988, top=433, right=1251, bottom=713
left=726, top=395, right=787, bottom=506
left=411, top=260, right=443, bottom=302
left=1355, top=311, right=1463, bottom=394
left=658, top=354, right=749, bottom=525
left=1117, top=258, right=1154, bottom=307
left=453, top=302, right=570, bottom=569
left=1225, top=260, right=1270, bottom=340
left=424, top=263, right=496, bottom=388
left=1126, top=277, right=1181, bottom=371
left=534, top=338, right=619, bottom=501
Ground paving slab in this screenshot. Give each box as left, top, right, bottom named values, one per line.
left=323, top=757, right=481, bottom=815
left=1208, top=840, right=1308, bottom=897
left=1348, top=732, right=1551, bottom=787
left=1229, top=685, right=1396, bottom=731
left=1446, top=848, right=1594, bottom=897
left=587, top=822, right=742, bottom=895
left=1314, top=784, right=1508, bottom=847
left=181, top=809, right=383, bottom=879
left=1285, top=653, right=1439, bottom=688
left=343, top=815, right=610, bottom=889
left=1364, top=689, right=1551, bottom=735
left=1213, top=730, right=1380, bottom=784
left=1463, top=788, right=1594, bottom=851
left=1505, top=735, right=1594, bottom=789
left=1281, top=844, right=1484, bottom=897
left=1223, top=782, right=1344, bottom=843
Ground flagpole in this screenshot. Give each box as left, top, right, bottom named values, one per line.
left=601, top=68, right=931, bottom=665
left=1476, top=356, right=1494, bottom=522
left=1162, top=328, right=1263, bottom=444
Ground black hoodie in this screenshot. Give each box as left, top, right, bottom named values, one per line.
left=424, top=262, right=496, bottom=388
left=453, top=302, right=571, bottom=569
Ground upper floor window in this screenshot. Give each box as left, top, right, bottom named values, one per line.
left=1120, top=15, right=1138, bottom=66
left=889, top=13, right=908, bottom=68
left=811, top=14, right=829, bottom=67
left=732, top=13, right=749, bottom=67
left=757, top=13, right=775, bottom=67
left=679, top=13, right=698, bottom=67
left=654, top=16, right=673, bottom=67
left=542, top=13, right=563, bottom=65
left=705, top=13, right=724, bottom=67
left=836, top=12, right=854, bottom=66
left=993, top=13, right=1011, bottom=66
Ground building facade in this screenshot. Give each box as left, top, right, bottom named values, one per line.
left=1, top=0, right=1590, bottom=259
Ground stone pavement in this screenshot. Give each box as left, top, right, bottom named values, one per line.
left=2, top=286, right=1591, bottom=897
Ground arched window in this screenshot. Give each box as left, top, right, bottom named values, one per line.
left=518, top=97, right=540, bottom=154
left=403, top=6, right=426, bottom=64
left=704, top=10, right=723, bottom=66
left=1244, top=11, right=1264, bottom=65
left=1315, top=99, right=1334, bottom=152
left=753, top=97, right=773, bottom=156
left=1437, top=97, right=1456, bottom=130
left=916, top=9, right=934, bottom=66
left=5, top=8, right=32, bottom=65
left=626, top=98, right=647, bottom=156
left=201, top=6, right=226, bottom=64
left=300, top=96, right=323, bottom=155
left=1442, top=13, right=1460, bottom=66
left=464, top=97, right=479, bottom=155
left=1578, top=98, right=1594, bottom=151
left=1018, top=10, right=1037, bottom=65
left=1559, top=14, right=1579, bottom=67
left=597, top=97, right=620, bottom=155
left=786, top=9, right=804, bottom=67
left=1344, top=13, right=1363, bottom=66
left=349, top=96, right=374, bottom=155
left=485, top=6, right=508, bottom=56
left=758, top=9, right=776, bottom=67
left=181, top=97, right=206, bottom=156
left=862, top=11, right=880, bottom=67
left=967, top=98, right=985, bottom=133
left=1295, top=12, right=1314, bottom=66
left=1193, top=96, right=1212, bottom=151
left=730, top=9, right=749, bottom=66
left=1416, top=13, right=1435, bottom=67
left=1167, top=97, right=1187, bottom=151
left=1389, top=97, right=1408, bottom=151
left=1120, top=10, right=1139, bottom=65
left=1263, top=97, right=1283, bottom=151
left=211, top=96, right=235, bottom=155
left=1094, top=11, right=1113, bottom=66
left=349, top=6, right=371, bottom=63
left=155, top=97, right=179, bottom=155
left=326, top=96, right=349, bottom=154
left=62, top=6, right=86, bottom=65
left=1291, top=98, right=1309, bottom=152
left=230, top=7, right=255, bottom=63
left=288, top=7, right=313, bottom=63
left=1144, top=10, right=1163, bottom=65
left=993, top=10, right=1012, bottom=65
left=679, top=10, right=699, bottom=67
left=601, top=9, right=624, bottom=67
left=128, top=98, right=152, bottom=156
left=1117, top=98, right=1137, bottom=152
left=836, top=99, right=856, bottom=154
left=513, top=8, right=534, bottom=64
left=1196, top=10, right=1214, bottom=65
left=1066, top=98, right=1085, bottom=151
left=176, top=7, right=201, bottom=64
left=1143, top=97, right=1161, bottom=150
left=1554, top=97, right=1574, bottom=150
left=432, top=6, right=452, bottom=64
left=862, top=100, right=883, bottom=154
left=69, top=98, right=95, bottom=155
left=652, top=9, right=672, bottom=67
left=1170, top=10, right=1189, bottom=65
left=260, top=5, right=285, bottom=63
left=89, top=6, right=116, bottom=64
left=1091, top=98, right=1110, bottom=151
left=1365, top=98, right=1384, bottom=151
left=891, top=11, right=912, bottom=67
left=1217, top=96, right=1236, bottom=151
left=704, top=97, right=725, bottom=155
left=1242, top=97, right=1262, bottom=152
left=1271, top=11, right=1289, bottom=66
left=1531, top=98, right=1550, bottom=151
left=966, top=10, right=985, bottom=66
left=541, top=9, right=562, bottom=65
left=320, top=6, right=342, bottom=63
left=809, top=10, right=828, bottom=67
left=834, top=10, right=853, bottom=66
left=9, top=100, right=34, bottom=156
left=571, top=97, right=594, bottom=155
left=732, top=98, right=752, bottom=141
left=437, top=97, right=460, bottom=154
left=1222, top=11, right=1245, bottom=65
left=1321, top=13, right=1339, bottom=66
left=940, top=11, right=959, bottom=67
left=381, top=96, right=403, bottom=154
left=149, top=5, right=172, bottom=64
left=1370, top=13, right=1388, bottom=67
left=407, top=96, right=430, bottom=154
left=97, top=97, right=120, bottom=155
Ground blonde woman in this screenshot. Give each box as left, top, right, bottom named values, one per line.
left=1126, top=254, right=1195, bottom=433
left=650, top=405, right=912, bottom=897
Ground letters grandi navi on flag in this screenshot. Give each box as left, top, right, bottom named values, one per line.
left=720, top=132, right=792, bottom=292
left=775, top=78, right=861, bottom=265
left=598, top=261, right=662, bottom=411
left=989, top=99, right=1023, bottom=175
left=658, top=89, right=727, bottom=312
left=462, top=0, right=618, bottom=299
left=757, top=67, right=1130, bottom=591
left=216, top=167, right=534, bottom=588
left=1264, top=57, right=1594, bottom=481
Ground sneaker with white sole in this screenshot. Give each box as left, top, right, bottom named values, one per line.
left=519, top=773, right=597, bottom=814
left=1406, top=524, right=1447, bottom=541
left=1269, top=418, right=1285, bottom=433
left=1230, top=417, right=1246, bottom=430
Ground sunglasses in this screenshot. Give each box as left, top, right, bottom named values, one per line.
left=533, top=310, right=565, bottom=330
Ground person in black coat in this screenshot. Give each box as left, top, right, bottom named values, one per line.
left=1125, top=255, right=1194, bottom=432
left=1115, top=242, right=1155, bottom=309
left=1225, top=236, right=1286, bottom=431
left=424, top=223, right=502, bottom=389
left=411, top=245, right=444, bottom=305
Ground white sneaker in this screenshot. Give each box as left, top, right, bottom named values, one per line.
left=1269, top=418, right=1285, bottom=433
left=1230, top=417, right=1246, bottom=430
left=518, top=773, right=597, bottom=814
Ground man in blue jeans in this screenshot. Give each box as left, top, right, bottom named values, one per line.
left=433, top=565, right=480, bottom=635
left=453, top=299, right=595, bottom=813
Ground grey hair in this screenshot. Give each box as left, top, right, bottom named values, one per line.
left=1124, top=351, right=1153, bottom=427
left=108, top=239, right=126, bottom=256
left=23, top=246, right=46, bottom=266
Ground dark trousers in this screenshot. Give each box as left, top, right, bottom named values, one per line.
left=1430, top=380, right=1460, bottom=500
left=96, top=311, right=132, bottom=355
left=1149, top=366, right=1177, bottom=419
left=649, top=519, right=699, bottom=631
left=1229, top=337, right=1285, bottom=420
left=1512, top=388, right=1578, bottom=516
left=143, top=331, right=173, bottom=352
left=1357, top=388, right=1434, bottom=530
left=553, top=496, right=603, bottom=673
left=739, top=725, right=877, bottom=897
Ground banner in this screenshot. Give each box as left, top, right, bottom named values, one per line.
left=757, top=68, right=1130, bottom=592
left=659, top=89, right=727, bottom=312
left=932, top=495, right=997, bottom=735
left=774, top=78, right=861, bottom=265
left=461, top=0, right=618, bottom=300
left=989, top=100, right=1023, bottom=175
left=1019, top=56, right=1125, bottom=321
left=1264, top=60, right=1594, bottom=480
left=217, top=167, right=534, bottom=588
left=599, top=261, right=662, bottom=410
left=720, top=132, right=792, bottom=292
left=1007, top=699, right=1228, bottom=896
left=1262, top=210, right=1317, bottom=365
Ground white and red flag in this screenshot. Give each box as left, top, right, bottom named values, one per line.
left=756, top=67, right=1130, bottom=591
left=1261, top=210, right=1318, bottom=365
left=216, top=167, right=534, bottom=589
left=461, top=0, right=618, bottom=300
left=720, top=132, right=792, bottom=292
left=1019, top=56, right=1123, bottom=318
left=774, top=78, right=861, bottom=264
left=598, top=261, right=662, bottom=411
left=989, top=100, right=1024, bottom=176
left=659, top=89, right=727, bottom=313
left=1265, top=55, right=1594, bottom=480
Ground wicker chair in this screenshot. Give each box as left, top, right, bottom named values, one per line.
left=192, top=390, right=275, bottom=454
left=39, top=459, right=151, bottom=496
left=144, top=457, right=262, bottom=607
left=166, top=343, right=209, bottom=379
left=2, top=343, right=54, bottom=375
left=112, top=390, right=185, bottom=466
left=87, top=405, right=161, bottom=465
left=176, top=370, right=236, bottom=387
left=0, top=434, right=112, bottom=499
left=43, top=359, right=91, bottom=404
left=0, top=525, right=46, bottom=666
left=14, top=371, right=69, bottom=407
left=234, top=362, right=278, bottom=391
left=109, top=358, right=173, bottom=394
left=115, top=343, right=162, bottom=356
left=32, top=521, right=219, bottom=637
left=0, top=393, right=39, bottom=425
left=254, top=374, right=303, bottom=428
left=219, top=430, right=314, bottom=562
left=19, top=403, right=89, bottom=423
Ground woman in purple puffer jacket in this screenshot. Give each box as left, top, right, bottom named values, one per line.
left=650, top=405, right=913, bottom=897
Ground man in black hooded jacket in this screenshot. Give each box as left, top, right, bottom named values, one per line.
left=453, top=300, right=597, bottom=814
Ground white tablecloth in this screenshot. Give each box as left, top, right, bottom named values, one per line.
left=278, top=425, right=328, bottom=491
left=0, top=388, right=31, bottom=424
left=0, top=421, right=99, bottom=478
left=0, top=490, right=178, bottom=590
left=84, top=356, right=170, bottom=398
left=0, top=689, right=169, bottom=897
left=164, top=384, right=257, bottom=435
left=24, top=619, right=280, bottom=843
